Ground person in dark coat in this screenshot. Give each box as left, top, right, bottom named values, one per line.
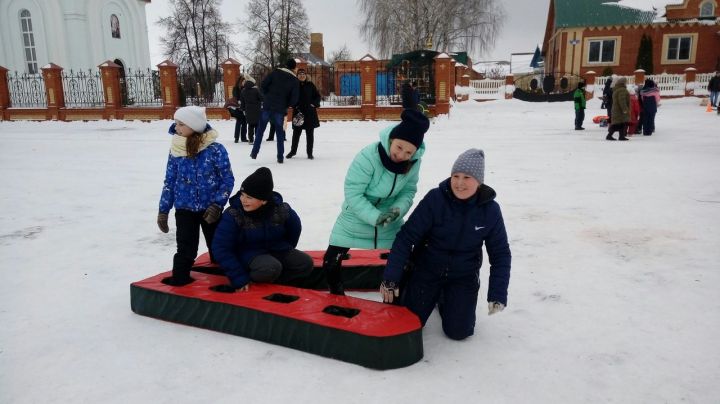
left=401, top=80, right=419, bottom=110
left=240, top=77, right=262, bottom=144
left=250, top=59, right=300, bottom=163
left=286, top=69, right=321, bottom=160
left=381, top=149, right=511, bottom=340
left=210, top=167, right=313, bottom=292
left=707, top=71, right=720, bottom=108
left=640, top=79, right=660, bottom=136
left=230, top=76, right=248, bottom=142
left=603, top=76, right=614, bottom=123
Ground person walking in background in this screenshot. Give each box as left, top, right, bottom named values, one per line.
left=322, top=109, right=430, bottom=295
left=606, top=77, right=630, bottom=141
left=628, top=89, right=641, bottom=135
left=250, top=59, right=300, bottom=163
left=230, top=75, right=248, bottom=143
left=707, top=71, right=720, bottom=109
left=209, top=167, right=314, bottom=292
left=602, top=76, right=614, bottom=123
left=157, top=106, right=235, bottom=286
left=573, top=81, right=586, bottom=130
left=286, top=69, right=321, bottom=160
left=401, top=80, right=420, bottom=110
left=640, top=79, right=660, bottom=136
left=240, top=77, right=262, bottom=144
left=380, top=149, right=511, bottom=340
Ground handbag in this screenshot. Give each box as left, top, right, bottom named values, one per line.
left=292, top=111, right=304, bottom=127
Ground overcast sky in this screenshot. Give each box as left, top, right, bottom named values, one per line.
left=145, top=0, right=552, bottom=66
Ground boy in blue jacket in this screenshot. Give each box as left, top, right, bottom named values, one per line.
left=210, top=167, right=313, bottom=292
left=381, top=149, right=512, bottom=340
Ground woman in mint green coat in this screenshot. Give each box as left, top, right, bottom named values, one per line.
left=323, top=109, right=430, bottom=295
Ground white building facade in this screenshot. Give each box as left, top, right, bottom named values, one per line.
left=0, top=0, right=151, bottom=73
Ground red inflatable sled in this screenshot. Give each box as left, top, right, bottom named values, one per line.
left=131, top=250, right=423, bottom=369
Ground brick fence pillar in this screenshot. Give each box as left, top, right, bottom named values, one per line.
left=98, top=60, right=122, bottom=120
left=505, top=74, right=514, bottom=99
left=433, top=53, right=452, bottom=115
left=0, top=65, right=9, bottom=120
left=157, top=60, right=179, bottom=119
left=684, top=67, right=697, bottom=97
left=221, top=58, right=241, bottom=119
left=634, top=69, right=646, bottom=91
left=42, top=63, right=65, bottom=120
left=359, top=54, right=377, bottom=120
left=583, top=70, right=596, bottom=100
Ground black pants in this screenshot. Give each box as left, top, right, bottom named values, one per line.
left=247, top=249, right=314, bottom=284
left=642, top=111, right=656, bottom=135
left=608, top=122, right=628, bottom=138
left=574, top=109, right=585, bottom=129
left=322, top=245, right=350, bottom=288
left=288, top=127, right=314, bottom=156
left=173, top=209, right=219, bottom=281
left=234, top=115, right=247, bottom=142
left=246, top=124, right=256, bottom=141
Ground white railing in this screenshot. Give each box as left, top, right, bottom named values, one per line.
left=692, top=73, right=713, bottom=96
left=646, top=73, right=685, bottom=96
left=467, top=79, right=505, bottom=99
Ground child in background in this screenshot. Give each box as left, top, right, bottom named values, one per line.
left=157, top=106, right=235, bottom=286
left=381, top=149, right=512, bottom=340
left=322, top=109, right=430, bottom=295
left=573, top=81, right=586, bottom=130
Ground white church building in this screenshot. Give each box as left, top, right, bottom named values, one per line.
left=0, top=0, right=152, bottom=74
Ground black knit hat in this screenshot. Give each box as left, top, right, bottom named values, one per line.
left=389, top=109, right=430, bottom=149
left=241, top=167, right=274, bottom=201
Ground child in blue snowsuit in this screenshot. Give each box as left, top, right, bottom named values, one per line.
left=381, top=149, right=512, bottom=340
left=157, top=106, right=235, bottom=286
left=210, top=167, right=314, bottom=292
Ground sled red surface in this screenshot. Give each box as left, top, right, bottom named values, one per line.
left=131, top=250, right=423, bottom=369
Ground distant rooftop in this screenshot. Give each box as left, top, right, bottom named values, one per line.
left=553, top=0, right=657, bottom=28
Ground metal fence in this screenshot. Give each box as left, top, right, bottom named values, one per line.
left=177, top=69, right=225, bottom=107
left=7, top=72, right=46, bottom=108
left=122, top=68, right=162, bottom=107
left=62, top=69, right=104, bottom=108
left=467, top=78, right=505, bottom=99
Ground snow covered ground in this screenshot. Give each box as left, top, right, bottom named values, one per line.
left=1, top=97, right=719, bottom=403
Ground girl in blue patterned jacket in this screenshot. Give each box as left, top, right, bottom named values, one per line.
left=157, top=106, right=235, bottom=286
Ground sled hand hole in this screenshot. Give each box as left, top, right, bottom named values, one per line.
left=341, top=253, right=351, bottom=260
left=379, top=252, right=389, bottom=260
left=263, top=293, right=300, bottom=303
left=322, top=305, right=360, bottom=318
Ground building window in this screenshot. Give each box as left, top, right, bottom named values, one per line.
left=667, top=36, right=692, bottom=60
left=19, top=9, right=38, bottom=74
left=111, top=14, right=121, bottom=38
left=699, top=1, right=714, bottom=17
left=588, top=39, right=615, bottom=63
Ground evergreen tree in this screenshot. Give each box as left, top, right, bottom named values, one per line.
left=635, top=33, right=654, bottom=75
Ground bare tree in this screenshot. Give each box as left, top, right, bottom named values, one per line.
left=358, top=0, right=504, bottom=58
left=242, top=0, right=310, bottom=70
left=158, top=0, right=235, bottom=101
left=328, top=44, right=353, bottom=64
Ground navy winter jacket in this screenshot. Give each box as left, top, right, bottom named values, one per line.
left=211, top=191, right=302, bottom=288
left=260, top=68, right=300, bottom=113
left=384, top=179, right=512, bottom=305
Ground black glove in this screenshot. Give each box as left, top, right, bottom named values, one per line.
left=203, top=204, right=223, bottom=224
left=157, top=213, right=169, bottom=233
left=210, top=284, right=236, bottom=293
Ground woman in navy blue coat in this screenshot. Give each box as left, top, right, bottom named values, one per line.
left=381, top=149, right=511, bottom=340
left=210, top=167, right=313, bottom=292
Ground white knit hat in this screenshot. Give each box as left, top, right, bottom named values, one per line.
left=174, top=106, right=207, bottom=133
left=452, top=148, right=485, bottom=183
